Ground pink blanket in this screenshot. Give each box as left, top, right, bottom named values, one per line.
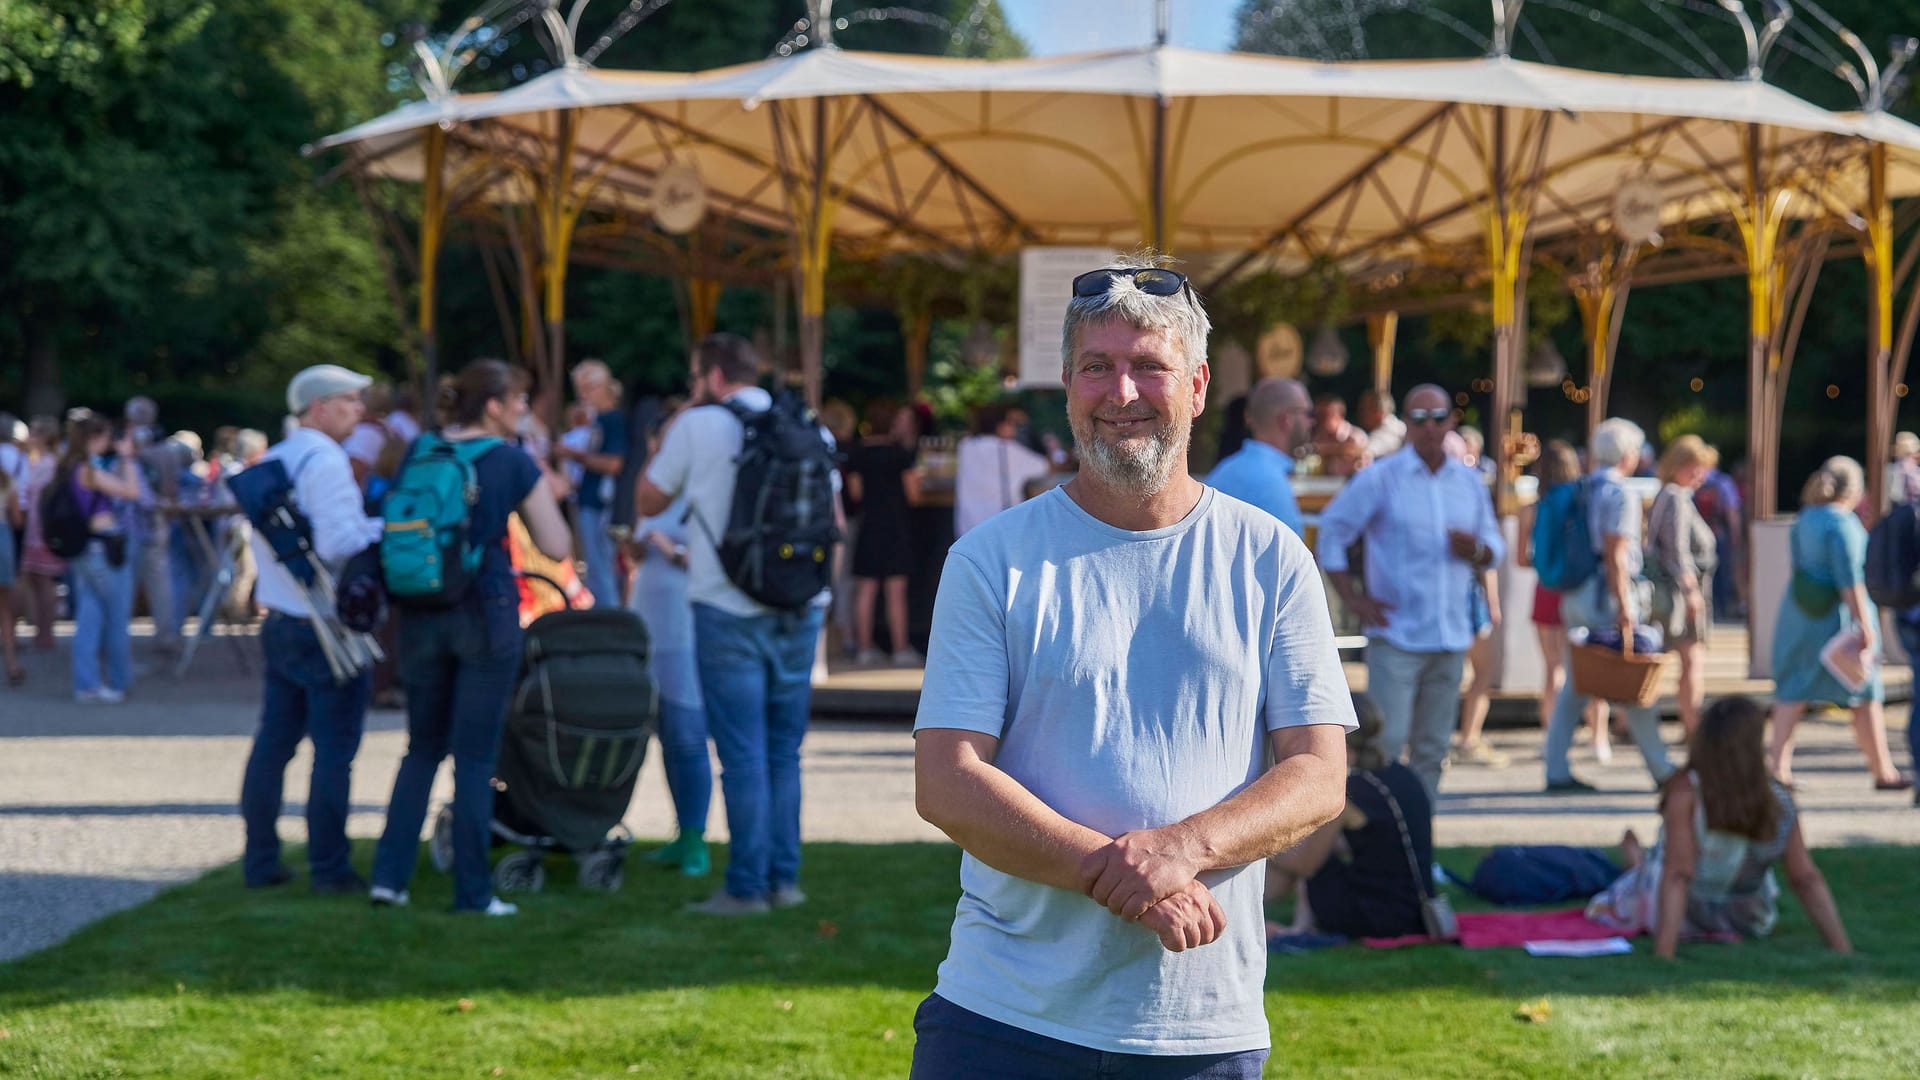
left=1362, top=908, right=1629, bottom=949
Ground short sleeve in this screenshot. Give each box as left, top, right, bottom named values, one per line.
left=1829, top=513, right=1867, bottom=589
left=497, top=444, right=541, bottom=508
left=1263, top=539, right=1359, bottom=733
left=646, top=414, right=696, bottom=498
left=597, top=413, right=629, bottom=458
left=912, top=552, right=1012, bottom=739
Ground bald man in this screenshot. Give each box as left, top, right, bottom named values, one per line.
left=1315, top=384, right=1504, bottom=799
left=1207, top=377, right=1312, bottom=536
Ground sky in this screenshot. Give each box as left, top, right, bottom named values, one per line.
left=1000, top=0, right=1238, bottom=55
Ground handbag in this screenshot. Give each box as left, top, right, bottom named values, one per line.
left=1788, top=524, right=1841, bottom=619
left=1356, top=771, right=1456, bottom=940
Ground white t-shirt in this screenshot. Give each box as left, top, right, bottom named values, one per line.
left=914, top=486, right=1356, bottom=1055
left=340, top=421, right=390, bottom=467
left=644, top=387, right=838, bottom=618
left=249, top=428, right=383, bottom=618
left=953, top=434, right=1052, bottom=537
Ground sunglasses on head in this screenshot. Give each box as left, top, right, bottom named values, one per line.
left=1072, top=267, right=1202, bottom=314
left=1406, top=407, right=1452, bottom=424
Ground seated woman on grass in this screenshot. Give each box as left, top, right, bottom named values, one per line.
left=1587, top=695, right=1852, bottom=958
left=1267, top=693, right=1431, bottom=939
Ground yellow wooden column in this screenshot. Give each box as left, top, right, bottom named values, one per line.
left=903, top=308, right=933, bottom=398
left=686, top=277, right=723, bottom=343
left=1864, top=142, right=1896, bottom=519
left=1739, top=125, right=1793, bottom=522
left=417, top=126, right=448, bottom=395
left=1569, top=245, right=1636, bottom=436
left=537, top=110, right=582, bottom=434
left=1483, top=108, right=1533, bottom=517
left=1366, top=312, right=1397, bottom=397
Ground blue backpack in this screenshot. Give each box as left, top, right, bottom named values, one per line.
left=1462, top=845, right=1621, bottom=906
left=380, top=433, right=500, bottom=607
left=1531, top=477, right=1598, bottom=592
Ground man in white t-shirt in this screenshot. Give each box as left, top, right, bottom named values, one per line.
left=636, top=332, right=841, bottom=917
left=911, top=257, right=1354, bottom=1077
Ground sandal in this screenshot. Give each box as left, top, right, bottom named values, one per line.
left=1873, top=774, right=1913, bottom=792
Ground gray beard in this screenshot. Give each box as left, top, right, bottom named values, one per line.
left=1072, top=415, right=1188, bottom=498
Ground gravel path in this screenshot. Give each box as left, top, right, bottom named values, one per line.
left=2, top=629, right=1912, bottom=963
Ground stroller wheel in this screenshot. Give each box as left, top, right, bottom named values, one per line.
left=494, top=850, right=546, bottom=893
left=428, top=806, right=455, bottom=873
left=577, top=850, right=625, bottom=893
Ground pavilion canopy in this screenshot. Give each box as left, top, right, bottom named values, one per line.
left=314, top=43, right=1920, bottom=284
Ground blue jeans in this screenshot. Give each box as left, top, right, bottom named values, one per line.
left=659, top=697, right=713, bottom=837
left=240, top=613, right=371, bottom=885
left=1896, top=618, right=1920, bottom=774
left=909, top=995, right=1268, bottom=1080
left=578, top=505, right=624, bottom=608
left=693, top=602, right=824, bottom=900
left=1544, top=579, right=1673, bottom=785
left=71, top=543, right=134, bottom=695
left=372, top=600, right=521, bottom=911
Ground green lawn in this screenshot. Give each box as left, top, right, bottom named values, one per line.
left=0, top=842, right=1914, bottom=1079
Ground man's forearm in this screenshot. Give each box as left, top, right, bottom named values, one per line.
left=1160, top=746, right=1347, bottom=873
left=919, top=758, right=1112, bottom=892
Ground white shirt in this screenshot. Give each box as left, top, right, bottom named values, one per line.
left=1366, top=414, right=1407, bottom=460
left=249, top=428, right=383, bottom=618
left=340, top=422, right=389, bottom=467
left=644, top=387, right=838, bottom=618
left=915, top=487, right=1355, bottom=1055
left=384, top=410, right=422, bottom=445
left=1315, top=446, right=1505, bottom=654
left=953, top=434, right=1051, bottom=536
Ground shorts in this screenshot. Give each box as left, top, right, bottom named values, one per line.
left=1531, top=584, right=1562, bottom=627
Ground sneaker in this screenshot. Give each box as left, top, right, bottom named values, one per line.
left=647, top=834, right=693, bottom=867
left=684, top=890, right=772, bottom=916
left=1592, top=736, right=1614, bottom=765
left=679, top=838, right=711, bottom=879
left=889, top=648, right=924, bottom=668
left=312, top=871, right=370, bottom=896
left=369, top=885, right=410, bottom=908
left=484, top=897, right=519, bottom=917
left=1544, top=777, right=1600, bottom=795
left=854, top=648, right=887, bottom=667
left=769, top=884, right=807, bottom=910
left=73, top=689, right=125, bottom=705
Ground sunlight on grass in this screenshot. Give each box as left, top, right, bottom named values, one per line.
left=0, top=844, right=1914, bottom=1078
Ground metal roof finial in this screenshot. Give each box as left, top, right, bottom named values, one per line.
left=1490, top=0, right=1527, bottom=59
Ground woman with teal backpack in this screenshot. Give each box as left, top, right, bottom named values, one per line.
left=370, top=361, right=573, bottom=915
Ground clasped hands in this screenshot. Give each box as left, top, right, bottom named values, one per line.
left=1077, top=827, right=1225, bottom=953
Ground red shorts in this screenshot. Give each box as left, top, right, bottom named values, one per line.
left=1531, top=584, right=1563, bottom=627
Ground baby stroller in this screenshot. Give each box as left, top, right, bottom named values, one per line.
left=428, top=578, right=658, bottom=894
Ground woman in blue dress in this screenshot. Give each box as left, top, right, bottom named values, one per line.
left=1768, top=456, right=1910, bottom=790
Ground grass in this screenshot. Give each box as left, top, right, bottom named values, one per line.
left=0, top=842, right=1915, bottom=1079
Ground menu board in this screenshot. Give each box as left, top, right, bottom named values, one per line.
left=1018, top=246, right=1119, bottom=388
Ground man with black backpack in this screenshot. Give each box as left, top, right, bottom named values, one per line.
left=636, top=332, right=843, bottom=916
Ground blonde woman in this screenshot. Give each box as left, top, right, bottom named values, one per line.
left=1768, top=457, right=1909, bottom=790
left=1647, top=436, right=1720, bottom=735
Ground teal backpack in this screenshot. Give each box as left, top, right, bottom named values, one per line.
left=380, top=433, right=501, bottom=607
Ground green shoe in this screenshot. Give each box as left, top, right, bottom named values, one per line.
left=679, top=837, right=710, bottom=878
left=647, top=835, right=691, bottom=867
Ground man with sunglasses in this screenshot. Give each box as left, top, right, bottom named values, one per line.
left=1316, top=384, right=1505, bottom=802
left=911, top=258, right=1353, bottom=1079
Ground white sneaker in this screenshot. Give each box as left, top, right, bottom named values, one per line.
left=1593, top=737, right=1614, bottom=765
left=74, top=689, right=125, bottom=705
left=369, top=886, right=410, bottom=908
left=483, top=897, right=518, bottom=917
left=889, top=648, right=924, bottom=668
left=97, top=688, right=125, bottom=705
left=770, top=884, right=808, bottom=910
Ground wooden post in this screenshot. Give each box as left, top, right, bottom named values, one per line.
left=1367, top=312, right=1397, bottom=397
left=418, top=126, right=448, bottom=397
left=1865, top=142, right=1896, bottom=521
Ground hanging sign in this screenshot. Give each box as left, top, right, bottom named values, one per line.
left=1018, top=246, right=1120, bottom=387
left=653, top=163, right=708, bottom=235
left=1256, top=322, right=1304, bottom=379
left=1612, top=180, right=1664, bottom=245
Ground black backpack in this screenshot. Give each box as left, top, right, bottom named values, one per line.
left=709, top=393, right=841, bottom=610
left=39, top=469, right=94, bottom=559
left=1865, top=501, right=1920, bottom=608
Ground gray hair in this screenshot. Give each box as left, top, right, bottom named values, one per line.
left=1801, top=455, right=1865, bottom=507
left=1590, top=417, right=1646, bottom=469
left=235, top=429, right=269, bottom=461
left=1061, top=252, right=1211, bottom=377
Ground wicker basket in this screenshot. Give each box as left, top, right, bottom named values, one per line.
left=1569, top=643, right=1670, bottom=706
